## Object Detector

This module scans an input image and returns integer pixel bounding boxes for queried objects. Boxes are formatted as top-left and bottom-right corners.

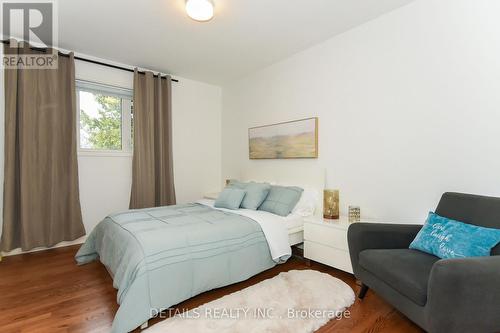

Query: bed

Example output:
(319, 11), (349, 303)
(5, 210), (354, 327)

(75, 166), (324, 333)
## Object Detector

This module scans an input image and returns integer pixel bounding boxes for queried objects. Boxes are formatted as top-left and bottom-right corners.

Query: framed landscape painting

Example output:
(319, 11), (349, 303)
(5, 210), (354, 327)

(249, 117), (318, 159)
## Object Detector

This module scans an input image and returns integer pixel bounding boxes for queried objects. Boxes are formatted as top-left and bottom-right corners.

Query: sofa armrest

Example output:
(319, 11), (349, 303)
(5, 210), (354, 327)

(347, 223), (422, 278)
(426, 256), (500, 333)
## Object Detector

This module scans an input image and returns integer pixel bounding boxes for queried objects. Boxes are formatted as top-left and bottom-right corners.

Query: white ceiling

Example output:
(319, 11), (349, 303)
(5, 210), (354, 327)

(59, 0), (414, 84)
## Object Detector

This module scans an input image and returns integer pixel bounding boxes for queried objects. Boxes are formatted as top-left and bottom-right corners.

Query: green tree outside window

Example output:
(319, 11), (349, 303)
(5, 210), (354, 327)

(80, 94), (122, 150)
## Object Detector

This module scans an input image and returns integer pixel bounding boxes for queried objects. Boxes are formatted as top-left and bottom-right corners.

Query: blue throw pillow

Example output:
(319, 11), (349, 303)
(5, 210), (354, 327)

(258, 185), (303, 217)
(228, 180), (271, 210)
(409, 212), (500, 259)
(214, 188), (246, 210)
(227, 179), (246, 189)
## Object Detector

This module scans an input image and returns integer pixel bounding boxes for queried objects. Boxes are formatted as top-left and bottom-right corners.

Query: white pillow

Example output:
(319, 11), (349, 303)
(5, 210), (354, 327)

(292, 188), (319, 217)
(244, 179), (277, 185)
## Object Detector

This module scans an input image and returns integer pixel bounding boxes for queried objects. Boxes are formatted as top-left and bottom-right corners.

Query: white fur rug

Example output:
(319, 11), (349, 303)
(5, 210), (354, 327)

(145, 269), (355, 333)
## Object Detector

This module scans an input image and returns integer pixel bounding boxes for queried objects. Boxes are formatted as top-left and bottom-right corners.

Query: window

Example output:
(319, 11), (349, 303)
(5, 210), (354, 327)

(76, 80), (133, 153)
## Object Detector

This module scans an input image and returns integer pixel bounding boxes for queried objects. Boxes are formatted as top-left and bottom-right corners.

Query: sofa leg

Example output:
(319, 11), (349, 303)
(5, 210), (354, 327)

(358, 283), (369, 299)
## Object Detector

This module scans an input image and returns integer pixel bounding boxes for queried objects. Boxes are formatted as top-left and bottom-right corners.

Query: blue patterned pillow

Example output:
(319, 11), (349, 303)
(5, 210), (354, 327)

(214, 188), (246, 210)
(409, 212), (500, 259)
(227, 179), (246, 189)
(258, 185), (303, 217)
(227, 180), (271, 210)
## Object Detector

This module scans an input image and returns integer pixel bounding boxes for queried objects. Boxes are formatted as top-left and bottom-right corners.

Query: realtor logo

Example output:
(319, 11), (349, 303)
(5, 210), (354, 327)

(1, 0), (58, 69)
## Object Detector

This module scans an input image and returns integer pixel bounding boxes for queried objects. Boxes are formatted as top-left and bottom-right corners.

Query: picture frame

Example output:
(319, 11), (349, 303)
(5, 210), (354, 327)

(248, 117), (318, 159)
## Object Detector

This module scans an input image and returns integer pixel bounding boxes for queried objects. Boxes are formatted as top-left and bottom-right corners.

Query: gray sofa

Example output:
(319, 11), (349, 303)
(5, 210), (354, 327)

(348, 192), (500, 333)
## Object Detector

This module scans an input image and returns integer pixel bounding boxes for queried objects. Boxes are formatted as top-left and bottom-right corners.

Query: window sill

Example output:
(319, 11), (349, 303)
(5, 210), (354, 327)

(77, 150), (133, 157)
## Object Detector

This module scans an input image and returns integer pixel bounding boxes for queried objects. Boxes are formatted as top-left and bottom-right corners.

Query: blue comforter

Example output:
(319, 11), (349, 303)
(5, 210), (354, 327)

(75, 203), (276, 333)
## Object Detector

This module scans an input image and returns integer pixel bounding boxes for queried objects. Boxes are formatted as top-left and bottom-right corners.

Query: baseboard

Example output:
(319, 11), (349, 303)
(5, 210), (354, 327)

(1, 236), (87, 257)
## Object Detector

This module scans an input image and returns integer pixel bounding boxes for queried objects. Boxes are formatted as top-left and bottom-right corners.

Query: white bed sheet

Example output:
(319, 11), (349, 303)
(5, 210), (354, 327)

(284, 213), (305, 231)
(197, 198), (293, 263)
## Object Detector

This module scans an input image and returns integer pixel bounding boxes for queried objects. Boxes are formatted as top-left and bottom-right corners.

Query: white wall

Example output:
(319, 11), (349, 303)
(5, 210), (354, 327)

(0, 55), (222, 254)
(221, 0), (500, 224)
(75, 61), (134, 236)
(76, 61), (222, 234)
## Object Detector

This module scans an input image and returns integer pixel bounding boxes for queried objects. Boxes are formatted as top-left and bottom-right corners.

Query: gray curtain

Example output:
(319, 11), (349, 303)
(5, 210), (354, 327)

(1, 44), (85, 252)
(129, 70), (176, 209)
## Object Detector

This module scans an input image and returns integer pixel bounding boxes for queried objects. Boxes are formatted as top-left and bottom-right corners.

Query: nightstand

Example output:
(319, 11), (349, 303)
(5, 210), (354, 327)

(303, 216), (353, 274)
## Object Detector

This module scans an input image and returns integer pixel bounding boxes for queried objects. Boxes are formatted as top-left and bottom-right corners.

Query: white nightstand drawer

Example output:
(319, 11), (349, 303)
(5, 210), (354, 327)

(304, 222), (349, 251)
(304, 241), (353, 274)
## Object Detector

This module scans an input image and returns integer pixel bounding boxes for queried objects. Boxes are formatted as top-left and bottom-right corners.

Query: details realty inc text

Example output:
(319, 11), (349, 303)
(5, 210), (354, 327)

(151, 307), (351, 320)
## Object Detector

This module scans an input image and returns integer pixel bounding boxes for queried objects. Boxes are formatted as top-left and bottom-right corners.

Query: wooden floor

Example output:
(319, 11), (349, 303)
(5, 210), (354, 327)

(0, 245), (423, 333)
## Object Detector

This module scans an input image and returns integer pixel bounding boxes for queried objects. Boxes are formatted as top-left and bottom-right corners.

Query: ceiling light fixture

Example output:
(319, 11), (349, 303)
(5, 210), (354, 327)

(185, 0), (214, 22)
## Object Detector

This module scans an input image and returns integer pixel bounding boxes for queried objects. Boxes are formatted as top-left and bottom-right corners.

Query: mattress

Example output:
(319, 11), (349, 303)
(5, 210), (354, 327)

(284, 213), (305, 231)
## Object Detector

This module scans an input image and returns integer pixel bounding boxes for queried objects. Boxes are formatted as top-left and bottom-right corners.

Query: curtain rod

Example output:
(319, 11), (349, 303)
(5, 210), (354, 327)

(1, 40), (179, 82)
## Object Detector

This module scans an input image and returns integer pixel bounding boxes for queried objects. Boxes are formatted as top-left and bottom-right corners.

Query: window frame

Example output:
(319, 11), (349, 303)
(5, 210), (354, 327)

(76, 80), (133, 156)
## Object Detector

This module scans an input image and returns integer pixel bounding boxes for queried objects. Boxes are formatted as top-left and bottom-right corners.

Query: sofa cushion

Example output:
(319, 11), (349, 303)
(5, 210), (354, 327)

(359, 249), (440, 306)
(409, 212), (500, 259)
(436, 192), (500, 255)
